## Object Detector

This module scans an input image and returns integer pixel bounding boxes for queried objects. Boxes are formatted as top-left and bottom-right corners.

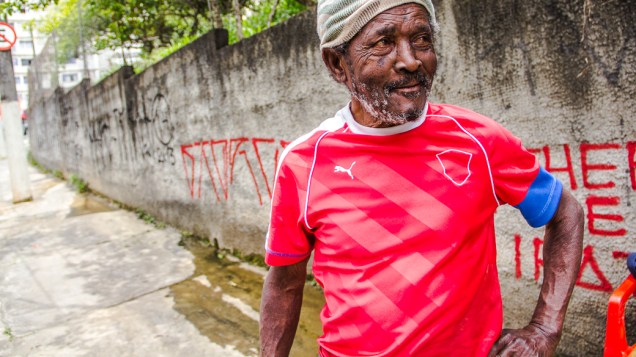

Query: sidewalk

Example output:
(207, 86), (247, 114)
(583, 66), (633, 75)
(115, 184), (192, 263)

(0, 157), (259, 357)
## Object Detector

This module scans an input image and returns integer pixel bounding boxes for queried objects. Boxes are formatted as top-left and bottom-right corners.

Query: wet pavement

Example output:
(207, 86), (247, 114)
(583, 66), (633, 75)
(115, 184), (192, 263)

(0, 153), (324, 356)
(171, 239), (324, 357)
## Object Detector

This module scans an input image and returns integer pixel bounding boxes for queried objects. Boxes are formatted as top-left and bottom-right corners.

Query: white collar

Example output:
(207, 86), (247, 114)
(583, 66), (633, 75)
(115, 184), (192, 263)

(337, 102), (428, 136)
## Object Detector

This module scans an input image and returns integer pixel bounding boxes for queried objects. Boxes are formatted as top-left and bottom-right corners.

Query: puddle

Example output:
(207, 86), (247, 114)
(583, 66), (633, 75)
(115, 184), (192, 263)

(67, 194), (116, 217)
(171, 238), (325, 356)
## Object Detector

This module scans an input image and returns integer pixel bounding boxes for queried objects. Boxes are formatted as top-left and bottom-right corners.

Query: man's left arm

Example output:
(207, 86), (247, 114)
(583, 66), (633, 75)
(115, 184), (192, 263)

(489, 189), (584, 357)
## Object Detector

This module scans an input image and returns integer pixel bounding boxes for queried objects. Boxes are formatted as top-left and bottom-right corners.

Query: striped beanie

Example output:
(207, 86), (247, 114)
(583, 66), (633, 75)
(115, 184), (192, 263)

(317, 0), (437, 49)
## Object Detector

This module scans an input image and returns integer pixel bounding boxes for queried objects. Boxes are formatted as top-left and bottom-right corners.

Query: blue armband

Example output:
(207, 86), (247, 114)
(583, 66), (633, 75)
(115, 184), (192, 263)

(515, 167), (563, 228)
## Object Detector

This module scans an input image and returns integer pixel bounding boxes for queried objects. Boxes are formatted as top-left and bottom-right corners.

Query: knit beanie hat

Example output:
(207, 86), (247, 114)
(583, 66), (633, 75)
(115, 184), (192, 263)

(317, 0), (437, 49)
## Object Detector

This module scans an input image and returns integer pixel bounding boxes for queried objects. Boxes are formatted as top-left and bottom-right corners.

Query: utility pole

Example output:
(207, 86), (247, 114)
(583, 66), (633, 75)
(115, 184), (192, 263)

(77, 0), (90, 81)
(0, 0), (33, 203)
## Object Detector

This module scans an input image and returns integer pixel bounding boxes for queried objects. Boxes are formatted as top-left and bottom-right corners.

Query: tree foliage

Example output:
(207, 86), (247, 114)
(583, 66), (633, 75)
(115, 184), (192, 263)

(37, 0), (215, 60)
(0, 0), (58, 17)
(224, 0), (308, 43)
(2, 0), (313, 70)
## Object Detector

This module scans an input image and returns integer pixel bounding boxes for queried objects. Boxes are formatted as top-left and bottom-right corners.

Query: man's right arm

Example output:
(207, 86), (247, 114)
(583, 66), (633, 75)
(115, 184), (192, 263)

(260, 257), (309, 357)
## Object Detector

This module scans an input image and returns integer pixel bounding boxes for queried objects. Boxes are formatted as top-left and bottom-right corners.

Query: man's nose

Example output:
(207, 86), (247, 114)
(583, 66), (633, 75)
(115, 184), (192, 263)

(394, 40), (421, 72)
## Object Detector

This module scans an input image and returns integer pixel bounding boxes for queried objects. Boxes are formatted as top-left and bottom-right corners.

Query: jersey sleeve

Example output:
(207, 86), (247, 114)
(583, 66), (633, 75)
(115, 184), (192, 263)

(515, 167), (563, 227)
(265, 156), (313, 266)
(488, 124), (563, 227)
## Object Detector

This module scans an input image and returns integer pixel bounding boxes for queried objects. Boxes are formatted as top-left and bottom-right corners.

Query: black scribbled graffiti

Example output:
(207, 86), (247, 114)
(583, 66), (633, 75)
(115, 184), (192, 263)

(151, 94), (176, 165)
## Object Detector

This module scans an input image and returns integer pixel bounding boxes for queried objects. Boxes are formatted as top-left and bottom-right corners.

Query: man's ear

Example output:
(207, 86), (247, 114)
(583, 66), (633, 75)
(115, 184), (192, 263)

(322, 48), (348, 84)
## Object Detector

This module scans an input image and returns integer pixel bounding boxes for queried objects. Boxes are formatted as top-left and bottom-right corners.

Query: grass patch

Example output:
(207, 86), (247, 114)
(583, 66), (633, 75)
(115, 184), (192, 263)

(27, 153), (87, 195)
(27, 152), (50, 174)
(3, 327), (13, 342)
(135, 208), (166, 229)
(69, 174), (89, 193)
(179, 230), (210, 247)
(178, 233), (268, 269)
(28, 152), (91, 196)
(104, 199), (167, 230)
(226, 248), (267, 268)
(53, 170), (65, 180)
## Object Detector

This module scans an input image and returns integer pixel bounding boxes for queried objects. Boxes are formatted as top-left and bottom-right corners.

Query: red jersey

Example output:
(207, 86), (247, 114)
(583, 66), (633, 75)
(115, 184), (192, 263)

(265, 103), (563, 356)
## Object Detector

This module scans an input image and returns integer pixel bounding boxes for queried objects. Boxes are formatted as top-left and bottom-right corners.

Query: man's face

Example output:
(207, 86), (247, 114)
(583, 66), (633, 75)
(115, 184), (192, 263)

(336, 4), (437, 127)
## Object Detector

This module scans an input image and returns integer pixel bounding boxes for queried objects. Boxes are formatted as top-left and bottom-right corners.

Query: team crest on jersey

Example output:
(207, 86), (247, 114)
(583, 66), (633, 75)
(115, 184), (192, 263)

(436, 149), (472, 186)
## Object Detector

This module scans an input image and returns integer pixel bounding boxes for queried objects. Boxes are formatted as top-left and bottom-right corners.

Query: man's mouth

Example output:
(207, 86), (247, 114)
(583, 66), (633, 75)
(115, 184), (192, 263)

(386, 75), (429, 97)
(393, 83), (422, 94)
(388, 82), (425, 99)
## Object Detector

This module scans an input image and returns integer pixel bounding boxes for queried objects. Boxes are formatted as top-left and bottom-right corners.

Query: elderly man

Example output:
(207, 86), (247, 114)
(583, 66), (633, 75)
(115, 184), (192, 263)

(260, 1), (584, 356)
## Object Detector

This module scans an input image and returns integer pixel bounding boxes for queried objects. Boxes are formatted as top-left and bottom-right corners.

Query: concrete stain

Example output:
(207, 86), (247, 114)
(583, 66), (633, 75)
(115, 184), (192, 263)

(171, 239), (325, 356)
(67, 194), (116, 218)
(31, 178), (63, 197)
(450, 0), (592, 105)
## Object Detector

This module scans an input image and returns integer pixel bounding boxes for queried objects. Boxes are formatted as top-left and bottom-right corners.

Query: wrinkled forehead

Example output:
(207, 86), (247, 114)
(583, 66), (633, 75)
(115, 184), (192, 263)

(317, 0), (437, 49)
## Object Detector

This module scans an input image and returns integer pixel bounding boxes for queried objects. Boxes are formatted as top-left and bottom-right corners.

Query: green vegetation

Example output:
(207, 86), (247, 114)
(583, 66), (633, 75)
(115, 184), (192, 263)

(2, 0), (313, 72)
(226, 248), (266, 268)
(3, 327), (14, 342)
(179, 230), (210, 247)
(27, 152), (51, 174)
(28, 152), (88, 193)
(135, 208), (166, 229)
(132, 32), (203, 74)
(178, 232), (268, 269)
(222, 0), (308, 44)
(69, 174), (89, 193)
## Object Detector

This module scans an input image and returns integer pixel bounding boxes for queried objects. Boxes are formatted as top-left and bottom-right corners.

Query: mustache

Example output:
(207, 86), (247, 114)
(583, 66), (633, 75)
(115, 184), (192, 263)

(385, 72), (431, 91)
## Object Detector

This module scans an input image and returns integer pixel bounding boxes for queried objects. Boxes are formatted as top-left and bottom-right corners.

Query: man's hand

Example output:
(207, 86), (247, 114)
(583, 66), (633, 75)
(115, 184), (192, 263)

(488, 323), (560, 357)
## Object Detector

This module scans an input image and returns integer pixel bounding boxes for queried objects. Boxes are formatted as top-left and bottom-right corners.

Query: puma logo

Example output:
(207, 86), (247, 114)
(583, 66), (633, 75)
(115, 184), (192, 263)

(334, 161), (356, 180)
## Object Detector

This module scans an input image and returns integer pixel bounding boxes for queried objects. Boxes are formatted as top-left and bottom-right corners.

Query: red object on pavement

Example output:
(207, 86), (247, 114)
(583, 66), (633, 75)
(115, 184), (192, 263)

(604, 253), (636, 357)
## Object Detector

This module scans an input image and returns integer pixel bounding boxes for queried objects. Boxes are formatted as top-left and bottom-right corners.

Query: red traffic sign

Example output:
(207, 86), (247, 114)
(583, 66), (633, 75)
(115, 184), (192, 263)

(0, 22), (17, 51)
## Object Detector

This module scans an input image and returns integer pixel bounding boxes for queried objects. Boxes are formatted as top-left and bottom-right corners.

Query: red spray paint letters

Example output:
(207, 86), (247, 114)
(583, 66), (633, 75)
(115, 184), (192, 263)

(517, 142), (634, 293)
(181, 137), (289, 206)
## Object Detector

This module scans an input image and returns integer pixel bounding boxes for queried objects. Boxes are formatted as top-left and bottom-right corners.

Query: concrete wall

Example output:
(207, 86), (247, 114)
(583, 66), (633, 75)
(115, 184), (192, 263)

(28, 1), (635, 355)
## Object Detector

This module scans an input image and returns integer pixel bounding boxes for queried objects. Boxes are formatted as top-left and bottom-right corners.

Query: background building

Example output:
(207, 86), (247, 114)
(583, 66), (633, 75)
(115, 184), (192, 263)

(7, 9), (137, 113)
(6, 10), (46, 112)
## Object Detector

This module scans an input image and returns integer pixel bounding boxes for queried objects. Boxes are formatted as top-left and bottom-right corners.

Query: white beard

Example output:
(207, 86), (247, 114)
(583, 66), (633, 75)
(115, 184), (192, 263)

(349, 79), (431, 127)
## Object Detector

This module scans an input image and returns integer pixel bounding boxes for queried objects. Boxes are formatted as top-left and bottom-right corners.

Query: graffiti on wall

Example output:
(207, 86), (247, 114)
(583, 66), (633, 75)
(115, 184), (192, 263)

(78, 92), (177, 171)
(514, 142), (635, 292)
(88, 105), (119, 170)
(149, 94), (176, 165)
(131, 93), (177, 166)
(180, 137), (290, 206)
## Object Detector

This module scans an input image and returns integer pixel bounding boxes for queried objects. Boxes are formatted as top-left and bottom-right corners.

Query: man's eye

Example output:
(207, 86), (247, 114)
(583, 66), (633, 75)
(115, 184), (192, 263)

(375, 38), (390, 47)
(413, 35), (432, 48)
